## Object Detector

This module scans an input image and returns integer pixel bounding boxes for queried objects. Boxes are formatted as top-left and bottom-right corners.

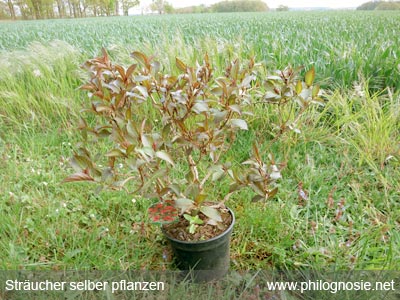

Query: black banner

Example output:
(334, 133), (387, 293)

(0, 270), (399, 299)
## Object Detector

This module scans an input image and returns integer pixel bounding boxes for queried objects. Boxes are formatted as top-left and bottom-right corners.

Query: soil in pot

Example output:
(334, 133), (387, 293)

(162, 206), (232, 242)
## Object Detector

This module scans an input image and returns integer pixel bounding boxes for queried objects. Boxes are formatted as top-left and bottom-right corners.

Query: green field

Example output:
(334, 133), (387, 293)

(0, 10), (399, 278)
(1, 11), (400, 91)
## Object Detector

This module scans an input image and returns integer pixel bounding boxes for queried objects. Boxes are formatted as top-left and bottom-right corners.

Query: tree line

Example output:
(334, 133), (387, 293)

(357, 0), (400, 10)
(150, 0), (268, 14)
(0, 0), (270, 20)
(0, 0), (140, 19)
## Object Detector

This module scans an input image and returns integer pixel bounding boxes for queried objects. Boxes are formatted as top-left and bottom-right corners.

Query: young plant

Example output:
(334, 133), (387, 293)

(64, 49), (321, 237)
(184, 214), (204, 234)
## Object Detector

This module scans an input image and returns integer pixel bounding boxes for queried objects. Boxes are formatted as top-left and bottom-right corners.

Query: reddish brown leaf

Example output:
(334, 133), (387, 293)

(176, 57), (187, 72)
(131, 51), (148, 67)
(63, 172), (94, 183)
(126, 64), (137, 80)
(80, 84), (95, 91)
(115, 65), (126, 80)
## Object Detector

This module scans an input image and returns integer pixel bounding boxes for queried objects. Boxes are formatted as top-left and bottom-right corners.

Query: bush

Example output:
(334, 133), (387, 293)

(357, 0), (400, 10)
(375, 1), (400, 10)
(175, 5), (210, 14)
(276, 5), (289, 11)
(357, 1), (379, 10)
(212, 0), (269, 13)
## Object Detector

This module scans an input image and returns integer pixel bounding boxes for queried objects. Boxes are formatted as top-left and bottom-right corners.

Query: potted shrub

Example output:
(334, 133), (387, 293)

(65, 49), (320, 281)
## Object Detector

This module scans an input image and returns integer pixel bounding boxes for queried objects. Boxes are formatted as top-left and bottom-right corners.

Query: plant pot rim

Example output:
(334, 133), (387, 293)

(161, 207), (235, 245)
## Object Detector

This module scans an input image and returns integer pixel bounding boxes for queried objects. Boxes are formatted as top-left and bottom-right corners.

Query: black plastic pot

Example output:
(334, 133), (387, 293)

(162, 208), (235, 282)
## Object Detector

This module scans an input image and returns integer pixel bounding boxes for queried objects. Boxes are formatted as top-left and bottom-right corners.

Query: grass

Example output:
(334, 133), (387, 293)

(0, 41), (84, 130)
(0, 10), (399, 299)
